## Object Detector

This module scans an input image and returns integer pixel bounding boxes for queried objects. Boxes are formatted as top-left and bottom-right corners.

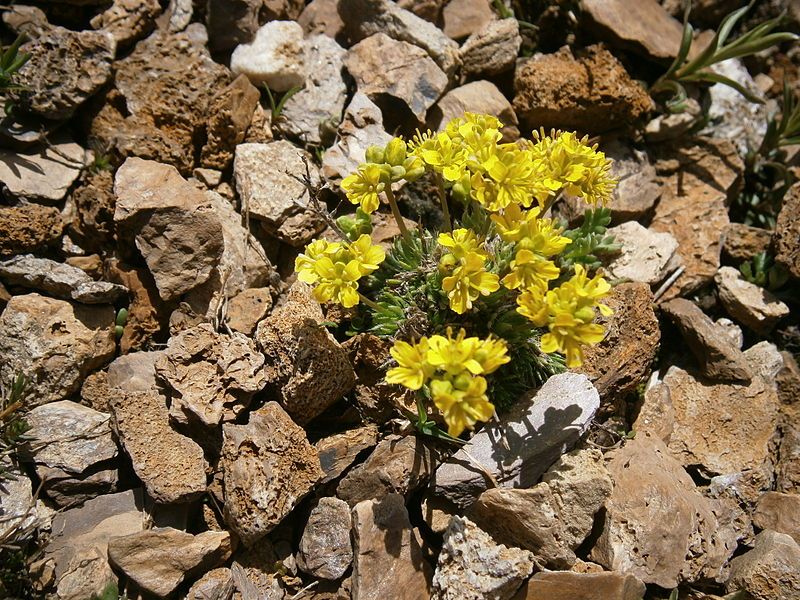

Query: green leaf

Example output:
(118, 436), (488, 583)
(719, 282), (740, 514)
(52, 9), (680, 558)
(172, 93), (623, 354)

(684, 71), (765, 104)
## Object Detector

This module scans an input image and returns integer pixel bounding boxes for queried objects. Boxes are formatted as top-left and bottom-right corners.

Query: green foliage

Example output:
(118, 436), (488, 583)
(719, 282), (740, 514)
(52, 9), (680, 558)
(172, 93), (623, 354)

(739, 252), (789, 291)
(337, 208), (373, 241)
(263, 84), (303, 121)
(0, 547), (35, 599)
(559, 208), (620, 272)
(0, 35), (30, 96)
(91, 582), (122, 600)
(1, 374), (30, 480)
(651, 1), (797, 110)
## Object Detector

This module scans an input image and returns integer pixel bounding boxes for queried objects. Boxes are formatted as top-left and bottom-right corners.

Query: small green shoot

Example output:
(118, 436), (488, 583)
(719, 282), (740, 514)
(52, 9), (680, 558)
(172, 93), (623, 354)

(0, 35), (30, 96)
(739, 252), (788, 291)
(263, 84), (303, 122)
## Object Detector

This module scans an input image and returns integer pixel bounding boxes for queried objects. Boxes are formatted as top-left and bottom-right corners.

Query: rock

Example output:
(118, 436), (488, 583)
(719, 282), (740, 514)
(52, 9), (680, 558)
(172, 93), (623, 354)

(513, 45), (652, 133)
(69, 170), (115, 254)
(337, 435), (438, 507)
(90, 0), (161, 47)
(0, 466), (40, 544)
(108, 528), (233, 598)
(344, 33), (448, 123)
(298, 0), (345, 40)
(725, 530), (800, 600)
(316, 425), (380, 484)
(459, 18), (521, 78)
(774, 181), (800, 279)
(577, 282), (660, 408)
(351, 494), (432, 599)
(604, 222), (680, 285)
(231, 21), (306, 91)
(0, 255), (126, 305)
(753, 492), (800, 544)
(206, 0), (260, 52)
(200, 74), (261, 170)
(222, 402), (322, 546)
(428, 81), (519, 141)
(590, 434), (735, 587)
(89, 29), (230, 174)
(322, 92), (393, 181)
(114, 157), (224, 301)
(432, 515), (533, 600)
(107, 351), (209, 504)
(226, 288), (274, 335)
(512, 571), (647, 600)
(0, 138), (85, 203)
(186, 568), (233, 600)
(607, 140), (662, 222)
(277, 34), (348, 145)
(297, 497), (353, 580)
(580, 0), (685, 62)
(339, 0), (460, 76)
(434, 373), (600, 508)
(0, 294), (115, 405)
(0, 203), (63, 256)
(723, 222), (773, 264)
(715, 266), (790, 334)
(442, 0), (495, 40)
(1, 5), (48, 37)
(233, 141), (325, 246)
(662, 298), (753, 382)
(743, 341), (785, 383)
(470, 449), (612, 568)
(106, 260), (166, 353)
(12, 26), (115, 120)
(155, 323), (266, 428)
(255, 281), (355, 423)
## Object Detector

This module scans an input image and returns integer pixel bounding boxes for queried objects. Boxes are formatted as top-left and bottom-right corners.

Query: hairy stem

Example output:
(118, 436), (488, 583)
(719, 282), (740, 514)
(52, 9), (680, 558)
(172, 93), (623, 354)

(358, 292), (381, 311)
(434, 173), (452, 232)
(384, 186), (410, 239)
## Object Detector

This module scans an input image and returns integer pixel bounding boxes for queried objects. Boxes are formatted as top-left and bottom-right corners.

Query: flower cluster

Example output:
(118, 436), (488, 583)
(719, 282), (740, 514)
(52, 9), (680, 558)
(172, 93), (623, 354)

(437, 229), (499, 314)
(386, 328), (510, 436)
(295, 235), (385, 308)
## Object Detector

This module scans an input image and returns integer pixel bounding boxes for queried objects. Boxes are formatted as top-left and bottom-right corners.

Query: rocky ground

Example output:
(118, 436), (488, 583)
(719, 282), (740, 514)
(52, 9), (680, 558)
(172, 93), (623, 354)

(0, 0), (800, 599)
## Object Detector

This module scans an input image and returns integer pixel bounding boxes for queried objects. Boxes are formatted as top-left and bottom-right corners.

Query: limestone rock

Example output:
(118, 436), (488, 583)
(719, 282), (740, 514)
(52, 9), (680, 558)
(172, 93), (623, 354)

(186, 568), (233, 600)
(222, 402), (322, 546)
(428, 81), (519, 141)
(114, 157), (224, 301)
(255, 281), (355, 424)
(753, 492), (800, 544)
(0, 294), (115, 405)
(459, 18), (521, 78)
(605, 140), (662, 222)
(442, 0), (494, 40)
(351, 494), (432, 599)
(774, 181), (800, 280)
(231, 21), (306, 91)
(0, 466), (41, 544)
(512, 571), (646, 600)
(108, 528), (233, 598)
(90, 0), (161, 47)
(723, 222), (773, 264)
(13, 26), (115, 120)
(106, 260), (166, 353)
(716, 266), (789, 334)
(434, 373), (600, 508)
(662, 298), (753, 382)
(225, 288), (274, 335)
(0, 138), (85, 203)
(345, 33), (448, 123)
(298, 0), (345, 40)
(725, 530), (800, 600)
(513, 44), (652, 133)
(316, 425), (379, 484)
(605, 221), (679, 285)
(155, 323), (266, 427)
(431, 515), (533, 600)
(0, 204), (62, 256)
(200, 74), (261, 170)
(297, 497), (353, 580)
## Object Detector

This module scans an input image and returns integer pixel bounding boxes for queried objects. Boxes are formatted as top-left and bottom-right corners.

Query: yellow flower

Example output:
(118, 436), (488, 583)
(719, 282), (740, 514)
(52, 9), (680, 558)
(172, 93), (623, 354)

(473, 336), (510, 374)
(438, 228), (486, 262)
(470, 144), (539, 211)
(491, 204), (572, 256)
(516, 286), (550, 327)
(540, 312), (606, 368)
(295, 239), (344, 284)
(348, 234), (386, 276)
(311, 257), (362, 308)
(386, 337), (433, 390)
(409, 130), (468, 182)
(441, 252), (500, 314)
(341, 163), (385, 214)
(427, 328), (483, 375)
(502, 249), (560, 291)
(430, 374), (494, 437)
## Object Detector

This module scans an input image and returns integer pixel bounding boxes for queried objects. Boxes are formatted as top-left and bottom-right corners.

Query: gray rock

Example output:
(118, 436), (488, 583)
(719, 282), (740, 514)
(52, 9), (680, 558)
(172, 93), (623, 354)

(605, 222), (680, 285)
(316, 425), (380, 484)
(725, 530), (800, 600)
(0, 465), (41, 543)
(431, 515), (533, 600)
(0, 294), (116, 405)
(459, 18), (520, 78)
(0, 138), (85, 203)
(278, 34), (348, 145)
(186, 568), (233, 600)
(434, 373), (600, 508)
(231, 21), (306, 91)
(716, 266), (790, 334)
(0, 255), (127, 304)
(344, 33), (448, 123)
(297, 497), (353, 580)
(90, 0), (161, 48)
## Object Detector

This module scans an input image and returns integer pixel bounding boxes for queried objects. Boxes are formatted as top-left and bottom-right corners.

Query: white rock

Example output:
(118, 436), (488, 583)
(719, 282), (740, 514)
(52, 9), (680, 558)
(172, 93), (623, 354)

(0, 138), (85, 202)
(605, 221), (680, 285)
(716, 266), (790, 334)
(231, 20), (306, 91)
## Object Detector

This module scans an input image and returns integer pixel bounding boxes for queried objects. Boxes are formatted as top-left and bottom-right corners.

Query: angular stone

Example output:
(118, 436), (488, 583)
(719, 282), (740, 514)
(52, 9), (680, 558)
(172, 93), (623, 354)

(351, 494), (432, 599)
(716, 266), (790, 334)
(297, 497), (353, 580)
(604, 140), (661, 222)
(459, 18), (521, 78)
(434, 373), (600, 508)
(428, 81), (519, 141)
(316, 425), (379, 484)
(0, 465), (40, 544)
(774, 181), (800, 280)
(753, 492), (800, 544)
(90, 0), (161, 48)
(69, 170), (115, 255)
(432, 515), (533, 600)
(186, 567), (233, 600)
(36, 464), (119, 509)
(723, 222), (773, 264)
(255, 281), (355, 424)
(345, 33), (448, 123)
(155, 323), (266, 427)
(298, 0), (345, 39)
(231, 21), (306, 91)
(0, 138), (85, 203)
(0, 294), (115, 405)
(106, 260), (166, 353)
(605, 221), (679, 285)
(442, 0), (494, 40)
(513, 45), (652, 133)
(108, 528), (233, 598)
(725, 530), (800, 600)
(200, 74), (261, 170)
(114, 157), (224, 301)
(206, 0), (260, 52)
(222, 402), (322, 546)
(225, 287), (274, 335)
(0, 204), (62, 257)
(512, 571), (646, 600)
(662, 298), (753, 382)
(591, 434), (735, 587)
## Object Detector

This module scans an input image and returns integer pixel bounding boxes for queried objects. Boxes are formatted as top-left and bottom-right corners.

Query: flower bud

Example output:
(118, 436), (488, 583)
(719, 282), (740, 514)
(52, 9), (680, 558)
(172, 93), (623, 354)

(389, 165), (406, 181)
(365, 145), (385, 164)
(384, 137), (407, 166)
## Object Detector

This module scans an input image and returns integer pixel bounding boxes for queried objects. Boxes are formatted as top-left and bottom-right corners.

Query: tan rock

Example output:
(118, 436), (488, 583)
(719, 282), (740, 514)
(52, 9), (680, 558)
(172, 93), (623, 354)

(106, 260), (167, 353)
(298, 0), (345, 39)
(70, 169), (115, 255)
(716, 266), (790, 334)
(605, 221), (679, 284)
(0, 203), (62, 257)
(459, 18), (521, 78)
(428, 80), (519, 141)
(725, 530), (800, 600)
(225, 287), (274, 335)
(230, 21), (306, 91)
(0, 137), (85, 203)
(513, 571), (646, 600)
(186, 567), (233, 600)
(753, 492), (800, 544)
(316, 425), (379, 484)
(443, 0), (494, 39)
(774, 181), (800, 279)
(297, 497), (353, 580)
(723, 222), (772, 264)
(200, 74), (260, 170)
(90, 0), (161, 47)
(222, 402), (322, 546)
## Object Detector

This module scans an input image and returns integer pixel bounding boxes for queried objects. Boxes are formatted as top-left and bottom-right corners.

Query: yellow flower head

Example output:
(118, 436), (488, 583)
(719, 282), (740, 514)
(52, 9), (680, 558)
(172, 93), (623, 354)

(430, 374), (494, 437)
(501, 248), (560, 292)
(409, 130), (468, 182)
(540, 312), (605, 368)
(341, 163), (386, 214)
(438, 228), (486, 263)
(516, 285), (550, 327)
(427, 328), (482, 375)
(349, 234), (386, 276)
(470, 144), (539, 211)
(311, 257), (362, 308)
(295, 239), (345, 284)
(386, 337), (433, 391)
(559, 264), (613, 317)
(441, 252), (500, 314)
